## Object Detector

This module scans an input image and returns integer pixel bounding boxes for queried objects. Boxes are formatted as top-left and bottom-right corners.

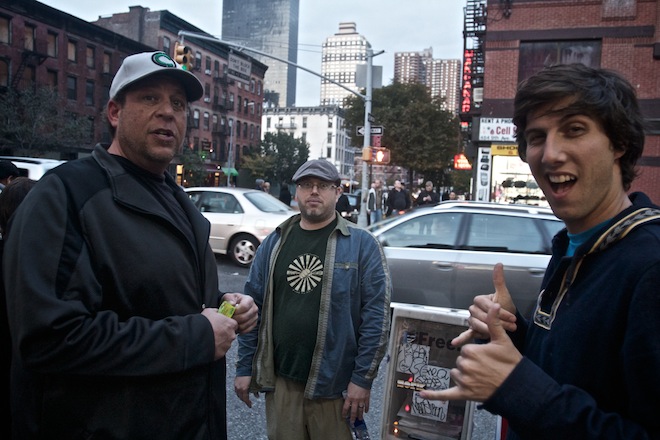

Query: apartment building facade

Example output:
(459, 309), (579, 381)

(0, 0), (152, 157)
(461, 0), (659, 203)
(320, 22), (370, 108)
(394, 48), (461, 114)
(93, 6), (268, 186)
(262, 105), (354, 178)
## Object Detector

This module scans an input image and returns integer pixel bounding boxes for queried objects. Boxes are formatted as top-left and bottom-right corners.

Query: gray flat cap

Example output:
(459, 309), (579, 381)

(292, 159), (341, 185)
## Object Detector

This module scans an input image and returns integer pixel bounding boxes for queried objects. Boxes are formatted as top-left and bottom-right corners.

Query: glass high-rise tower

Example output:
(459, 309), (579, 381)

(222, 0), (299, 107)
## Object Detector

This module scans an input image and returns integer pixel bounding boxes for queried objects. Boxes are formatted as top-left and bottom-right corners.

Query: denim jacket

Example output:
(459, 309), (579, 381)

(236, 213), (391, 399)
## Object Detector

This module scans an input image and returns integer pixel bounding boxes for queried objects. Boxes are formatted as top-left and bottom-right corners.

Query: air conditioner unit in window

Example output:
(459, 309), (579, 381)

(205, 69), (211, 75)
(203, 97), (211, 103)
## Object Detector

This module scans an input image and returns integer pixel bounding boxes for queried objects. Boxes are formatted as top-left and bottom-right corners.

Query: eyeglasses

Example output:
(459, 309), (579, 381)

(296, 182), (337, 192)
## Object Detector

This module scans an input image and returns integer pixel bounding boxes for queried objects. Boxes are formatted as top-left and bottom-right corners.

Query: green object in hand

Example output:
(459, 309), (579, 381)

(218, 301), (235, 318)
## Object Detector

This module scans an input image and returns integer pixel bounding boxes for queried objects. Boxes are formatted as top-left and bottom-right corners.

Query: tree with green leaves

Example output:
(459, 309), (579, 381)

(0, 86), (92, 153)
(241, 131), (310, 185)
(344, 82), (460, 184)
(179, 148), (206, 187)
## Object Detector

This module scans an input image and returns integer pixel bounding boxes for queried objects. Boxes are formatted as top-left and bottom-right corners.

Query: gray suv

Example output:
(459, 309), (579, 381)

(368, 201), (564, 317)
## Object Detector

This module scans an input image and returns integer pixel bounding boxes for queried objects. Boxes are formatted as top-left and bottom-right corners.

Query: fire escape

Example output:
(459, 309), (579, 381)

(11, 50), (48, 89)
(460, 0), (487, 159)
(211, 70), (234, 163)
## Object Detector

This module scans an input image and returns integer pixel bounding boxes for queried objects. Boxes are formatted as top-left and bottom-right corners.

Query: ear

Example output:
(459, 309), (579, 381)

(107, 100), (121, 129)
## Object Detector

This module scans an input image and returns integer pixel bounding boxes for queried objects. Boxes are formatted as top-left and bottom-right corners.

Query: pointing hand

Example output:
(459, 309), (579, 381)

(419, 303), (522, 402)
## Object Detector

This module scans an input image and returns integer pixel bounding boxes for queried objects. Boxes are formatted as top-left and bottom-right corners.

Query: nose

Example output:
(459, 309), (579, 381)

(156, 100), (178, 118)
(541, 130), (566, 165)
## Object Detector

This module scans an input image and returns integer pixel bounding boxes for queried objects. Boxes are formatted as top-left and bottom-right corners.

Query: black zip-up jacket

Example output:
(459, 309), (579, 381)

(483, 192), (660, 439)
(4, 145), (227, 439)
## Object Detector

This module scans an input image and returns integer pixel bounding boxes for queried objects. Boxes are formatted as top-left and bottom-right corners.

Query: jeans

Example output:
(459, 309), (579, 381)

(370, 209), (382, 225)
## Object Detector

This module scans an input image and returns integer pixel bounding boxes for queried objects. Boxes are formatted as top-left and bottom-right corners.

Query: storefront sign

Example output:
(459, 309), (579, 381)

(478, 118), (516, 142)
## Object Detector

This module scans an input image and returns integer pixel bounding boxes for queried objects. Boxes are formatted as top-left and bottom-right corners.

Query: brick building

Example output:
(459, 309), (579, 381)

(461, 0), (659, 203)
(0, 0), (151, 158)
(0, 1), (267, 186)
(93, 6), (268, 186)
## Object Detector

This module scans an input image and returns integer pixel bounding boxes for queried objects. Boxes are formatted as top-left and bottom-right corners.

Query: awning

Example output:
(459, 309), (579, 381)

(221, 167), (238, 176)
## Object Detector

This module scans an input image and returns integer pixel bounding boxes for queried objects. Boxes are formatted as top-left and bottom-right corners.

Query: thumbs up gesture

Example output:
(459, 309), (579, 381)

(419, 263), (523, 403)
(452, 263), (518, 346)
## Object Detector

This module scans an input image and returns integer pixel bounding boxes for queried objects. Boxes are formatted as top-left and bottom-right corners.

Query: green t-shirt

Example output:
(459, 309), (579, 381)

(272, 218), (337, 382)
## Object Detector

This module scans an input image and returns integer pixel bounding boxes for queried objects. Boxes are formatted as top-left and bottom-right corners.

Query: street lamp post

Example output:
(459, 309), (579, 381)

(177, 32), (382, 224)
(356, 47), (383, 228)
(227, 120), (233, 186)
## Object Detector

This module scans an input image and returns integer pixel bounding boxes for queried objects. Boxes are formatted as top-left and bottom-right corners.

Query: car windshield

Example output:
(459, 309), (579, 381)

(245, 191), (294, 213)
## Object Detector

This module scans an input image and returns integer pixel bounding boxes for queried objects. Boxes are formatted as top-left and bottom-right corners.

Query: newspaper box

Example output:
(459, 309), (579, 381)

(380, 303), (476, 440)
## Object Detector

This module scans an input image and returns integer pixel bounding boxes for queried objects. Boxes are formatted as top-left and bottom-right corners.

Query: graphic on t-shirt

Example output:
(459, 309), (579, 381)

(287, 253), (323, 294)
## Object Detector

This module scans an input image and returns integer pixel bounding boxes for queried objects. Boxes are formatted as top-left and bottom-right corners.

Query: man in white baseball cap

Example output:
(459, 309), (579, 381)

(109, 50), (203, 101)
(3, 50), (258, 439)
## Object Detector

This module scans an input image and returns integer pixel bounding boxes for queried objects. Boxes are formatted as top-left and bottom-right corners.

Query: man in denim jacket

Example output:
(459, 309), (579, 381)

(235, 159), (391, 440)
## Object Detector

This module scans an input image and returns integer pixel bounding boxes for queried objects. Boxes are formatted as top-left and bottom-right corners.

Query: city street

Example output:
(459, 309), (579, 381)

(216, 255), (499, 440)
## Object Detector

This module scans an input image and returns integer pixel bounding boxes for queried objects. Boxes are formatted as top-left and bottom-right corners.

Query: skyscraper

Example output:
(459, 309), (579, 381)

(394, 48), (461, 114)
(222, 0), (299, 107)
(320, 22), (370, 108)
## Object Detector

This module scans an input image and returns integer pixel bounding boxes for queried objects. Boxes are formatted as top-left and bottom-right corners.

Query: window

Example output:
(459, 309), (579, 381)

(67, 76), (77, 100)
(0, 59), (8, 87)
(47, 32), (57, 57)
(24, 24), (35, 51)
(85, 80), (94, 105)
(203, 112), (210, 131)
(327, 132), (333, 143)
(47, 70), (57, 90)
(302, 117), (307, 128)
(86, 46), (95, 69)
(162, 36), (171, 55)
(250, 101), (255, 115)
(257, 80), (262, 95)
(266, 117), (271, 129)
(328, 118), (333, 128)
(212, 114), (218, 131)
(195, 51), (202, 70)
(67, 40), (77, 62)
(192, 109), (200, 128)
(249, 124), (254, 140)
(0, 16), (10, 44)
(380, 213), (464, 248)
(103, 52), (111, 73)
(466, 214), (547, 254)
(205, 56), (211, 73)
(518, 40), (601, 82)
(243, 122), (248, 137)
(198, 192), (242, 214)
(250, 79), (255, 93)
(21, 65), (35, 89)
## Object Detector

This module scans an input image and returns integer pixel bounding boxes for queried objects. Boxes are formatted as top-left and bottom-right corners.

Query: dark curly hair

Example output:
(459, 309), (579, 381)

(513, 64), (645, 190)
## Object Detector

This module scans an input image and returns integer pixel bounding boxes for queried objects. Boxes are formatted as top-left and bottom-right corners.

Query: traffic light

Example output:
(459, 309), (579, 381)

(372, 147), (391, 164)
(174, 41), (194, 71)
(361, 146), (373, 162)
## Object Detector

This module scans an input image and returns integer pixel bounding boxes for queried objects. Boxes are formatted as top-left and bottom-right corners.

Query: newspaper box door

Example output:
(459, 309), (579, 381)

(380, 303), (476, 440)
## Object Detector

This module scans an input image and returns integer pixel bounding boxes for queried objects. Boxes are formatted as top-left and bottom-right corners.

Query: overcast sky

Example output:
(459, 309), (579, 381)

(47, 0), (466, 106)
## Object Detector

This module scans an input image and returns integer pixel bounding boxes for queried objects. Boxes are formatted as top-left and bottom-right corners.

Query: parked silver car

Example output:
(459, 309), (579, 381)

(368, 201), (565, 317)
(185, 187), (296, 267)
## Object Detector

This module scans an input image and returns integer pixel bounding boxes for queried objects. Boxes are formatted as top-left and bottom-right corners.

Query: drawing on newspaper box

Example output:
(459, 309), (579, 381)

(386, 317), (468, 439)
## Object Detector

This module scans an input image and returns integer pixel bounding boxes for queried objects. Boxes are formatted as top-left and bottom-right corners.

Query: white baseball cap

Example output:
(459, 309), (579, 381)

(109, 51), (204, 102)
